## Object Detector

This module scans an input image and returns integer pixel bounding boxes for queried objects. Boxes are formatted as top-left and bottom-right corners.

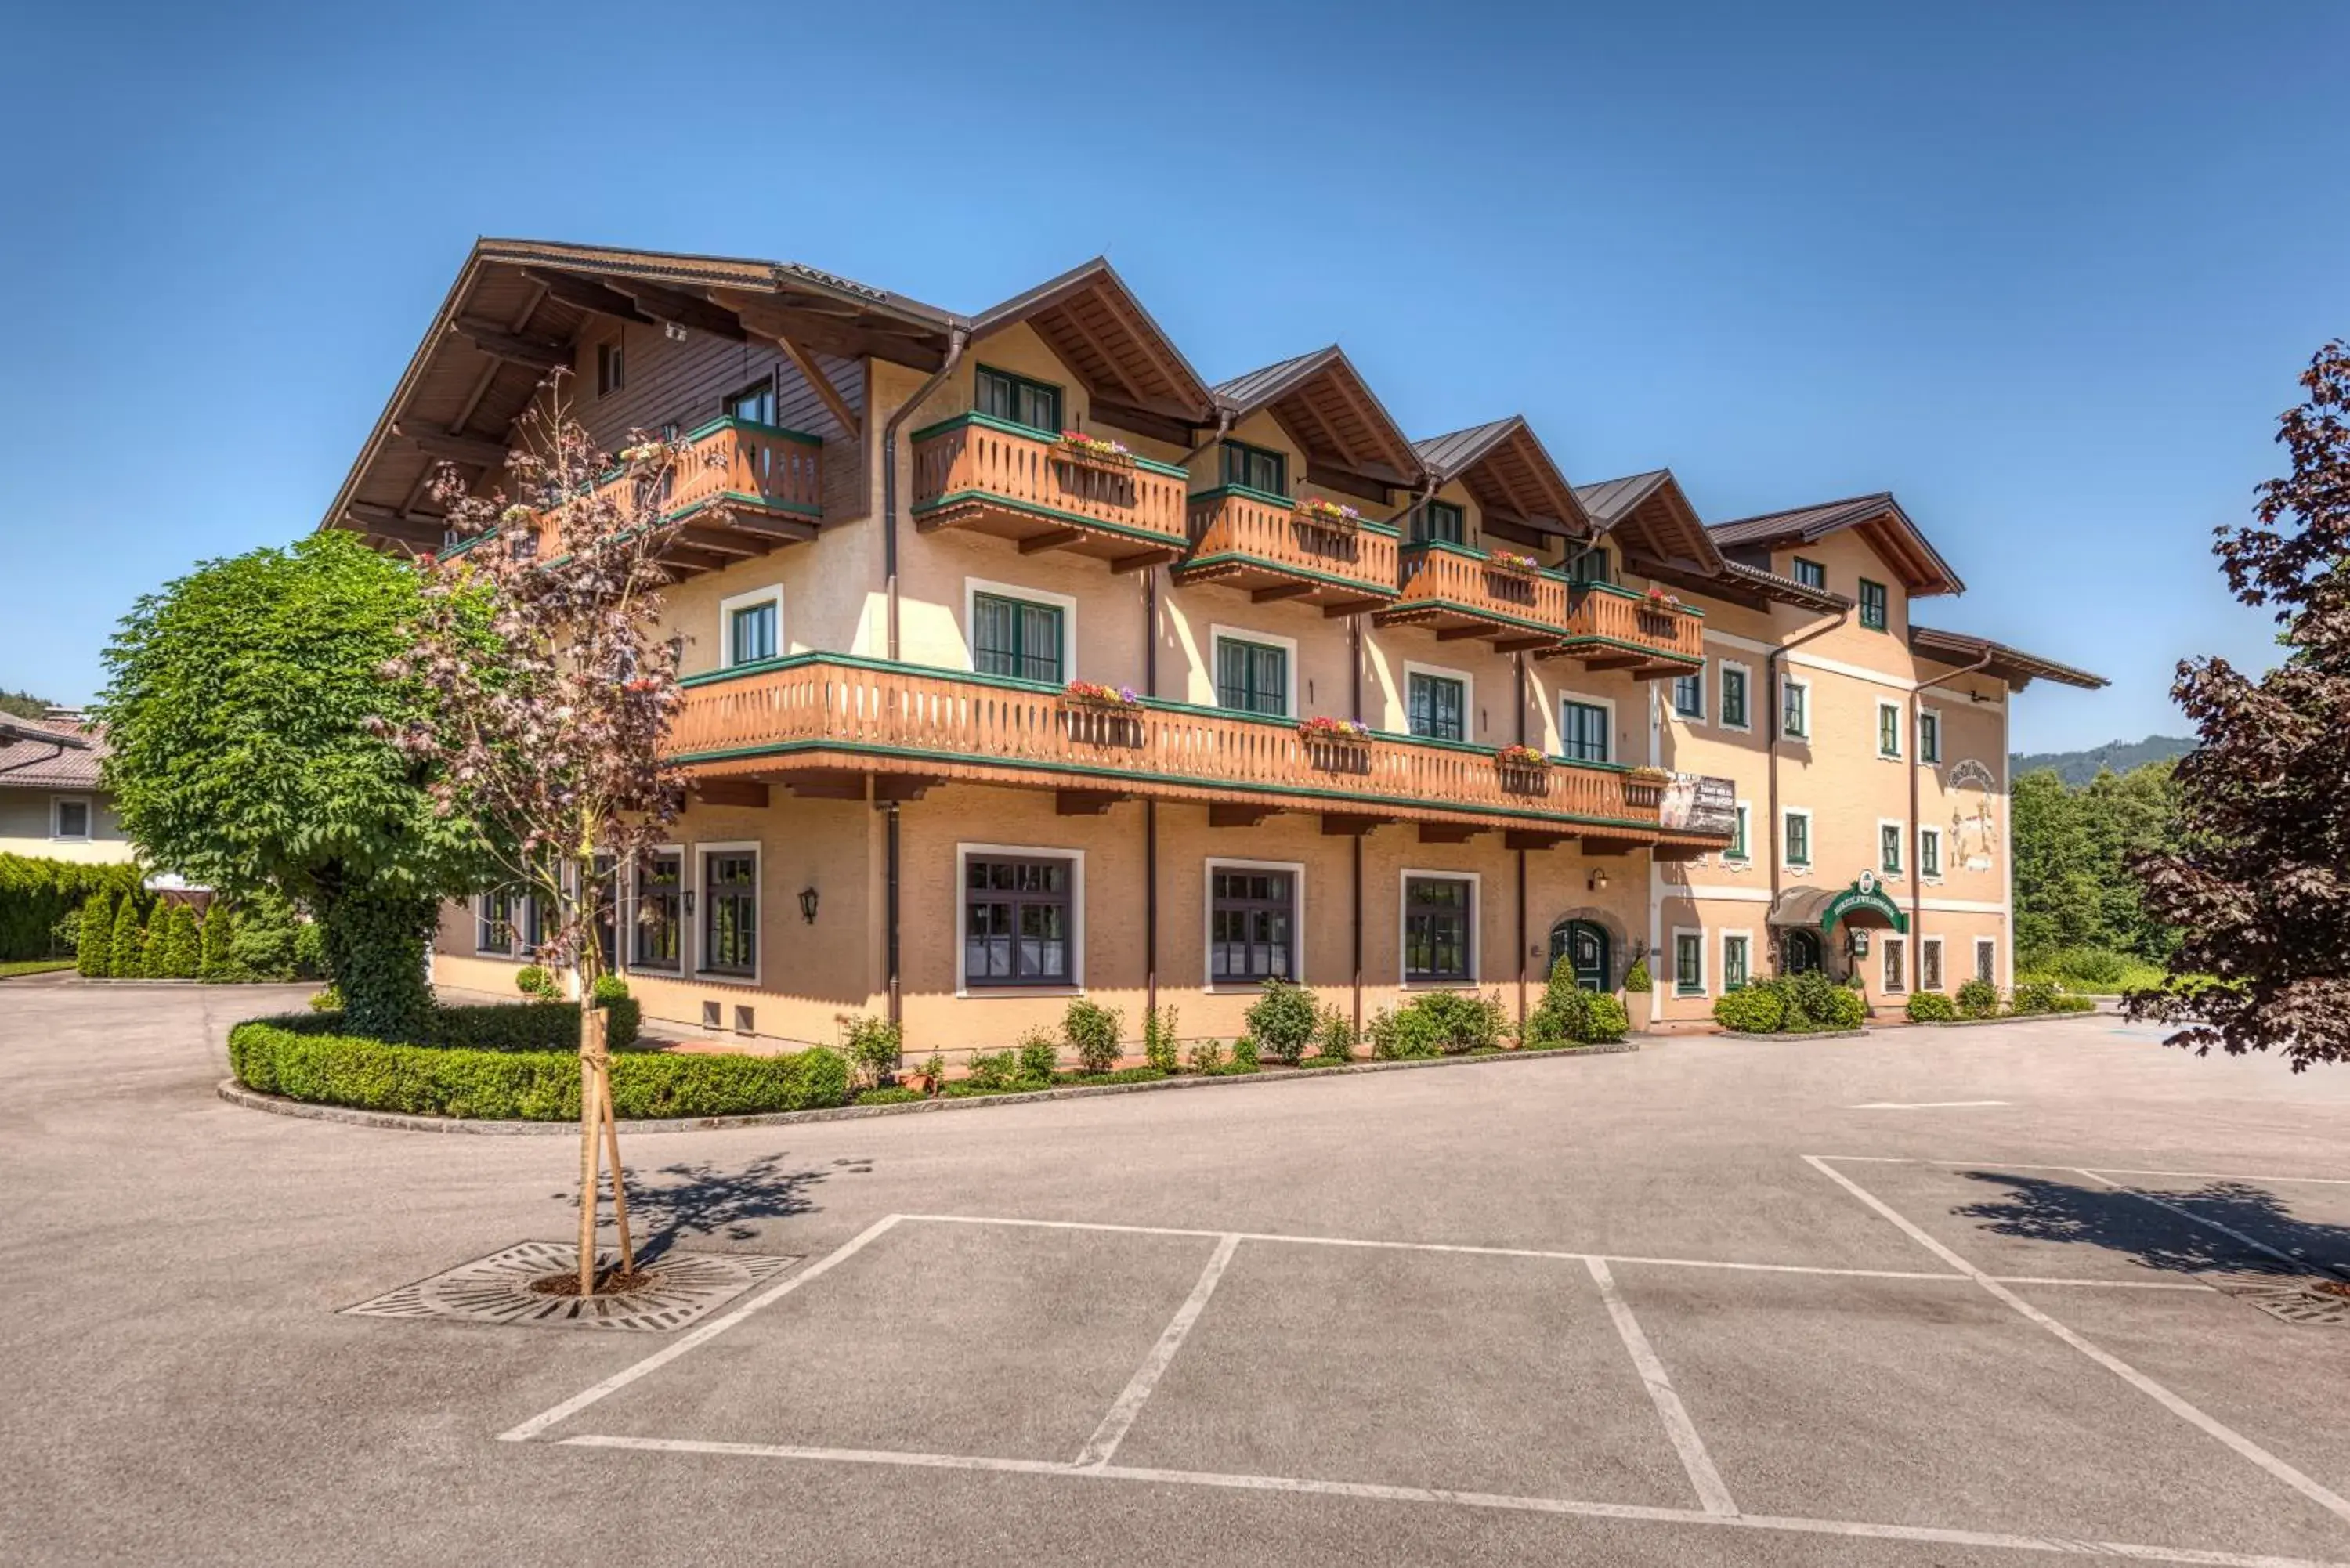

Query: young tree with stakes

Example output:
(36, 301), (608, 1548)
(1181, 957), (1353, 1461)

(388, 391), (710, 1296)
(2127, 340), (2350, 1067)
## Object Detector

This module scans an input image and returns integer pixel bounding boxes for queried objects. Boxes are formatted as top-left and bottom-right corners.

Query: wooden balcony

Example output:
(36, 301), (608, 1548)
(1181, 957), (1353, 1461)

(909, 413), (1190, 571)
(1372, 541), (1568, 652)
(504, 417), (822, 580)
(1173, 486), (1400, 613)
(1539, 583), (1707, 679)
(670, 654), (1734, 848)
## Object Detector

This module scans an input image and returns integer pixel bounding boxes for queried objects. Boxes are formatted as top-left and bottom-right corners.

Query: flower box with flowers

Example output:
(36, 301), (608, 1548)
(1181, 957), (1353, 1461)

(1054, 430), (1134, 471)
(1485, 551), (1543, 580)
(1291, 496), (1362, 535)
(1494, 744), (1550, 770)
(1297, 715), (1373, 774)
(1061, 680), (1139, 710)
(1492, 743), (1552, 795)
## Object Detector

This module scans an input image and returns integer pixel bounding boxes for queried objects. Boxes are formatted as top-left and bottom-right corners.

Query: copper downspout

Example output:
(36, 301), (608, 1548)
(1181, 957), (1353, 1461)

(1907, 645), (1997, 989)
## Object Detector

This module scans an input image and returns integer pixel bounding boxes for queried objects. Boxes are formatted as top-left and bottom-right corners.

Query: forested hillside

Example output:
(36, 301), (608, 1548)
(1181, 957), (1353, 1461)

(2010, 734), (2191, 786)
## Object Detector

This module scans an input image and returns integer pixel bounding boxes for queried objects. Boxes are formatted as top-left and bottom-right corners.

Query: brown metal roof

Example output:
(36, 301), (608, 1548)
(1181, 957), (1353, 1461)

(1572, 471), (1720, 574)
(1708, 493), (1966, 597)
(1909, 625), (2108, 691)
(1213, 347), (1424, 495)
(0, 716), (106, 789)
(971, 258), (1214, 428)
(1413, 417), (1593, 539)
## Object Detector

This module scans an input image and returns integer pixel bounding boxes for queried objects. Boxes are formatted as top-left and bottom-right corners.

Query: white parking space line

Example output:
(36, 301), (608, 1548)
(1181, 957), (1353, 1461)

(1806, 1157), (2350, 1530)
(496, 1213), (906, 1444)
(1075, 1232), (1242, 1469)
(1913, 1161), (2350, 1187)
(559, 1433), (2350, 1568)
(1988, 1276), (2217, 1292)
(2072, 1169), (2350, 1282)
(1585, 1257), (1737, 1516)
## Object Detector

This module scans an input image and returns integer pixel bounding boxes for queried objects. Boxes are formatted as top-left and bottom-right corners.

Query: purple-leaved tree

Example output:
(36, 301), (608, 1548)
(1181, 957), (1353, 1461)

(387, 387), (712, 1295)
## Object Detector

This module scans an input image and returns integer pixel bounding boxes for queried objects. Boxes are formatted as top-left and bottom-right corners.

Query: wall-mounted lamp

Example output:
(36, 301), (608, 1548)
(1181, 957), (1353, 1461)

(683, 889), (696, 917)
(1587, 869), (1609, 892)
(798, 885), (819, 924)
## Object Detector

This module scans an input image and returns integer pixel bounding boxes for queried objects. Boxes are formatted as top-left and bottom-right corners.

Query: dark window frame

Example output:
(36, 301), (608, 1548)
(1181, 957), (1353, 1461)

(1881, 822), (1904, 876)
(1723, 934), (1750, 992)
(1791, 556), (1827, 591)
(1920, 827), (1942, 880)
(971, 591), (1065, 685)
(1859, 578), (1889, 632)
(725, 377), (777, 427)
(1918, 708), (1941, 764)
(1219, 439), (1287, 495)
(700, 849), (759, 979)
(963, 852), (1078, 989)
(632, 849), (684, 974)
(1784, 811), (1812, 867)
(1402, 873), (1475, 985)
(1566, 546), (1614, 586)
(1416, 500), (1466, 546)
(728, 598), (779, 667)
(1209, 865), (1298, 985)
(1720, 665), (1748, 728)
(1882, 936), (1907, 992)
(1672, 671), (1704, 719)
(596, 340), (624, 397)
(1407, 671), (1466, 742)
(1560, 699), (1611, 764)
(975, 364), (1063, 435)
(1215, 635), (1290, 717)
(1674, 931), (1705, 996)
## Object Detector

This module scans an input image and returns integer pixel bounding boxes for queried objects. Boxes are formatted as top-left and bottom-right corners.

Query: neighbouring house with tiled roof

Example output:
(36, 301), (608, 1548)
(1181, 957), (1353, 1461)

(0, 712), (134, 864)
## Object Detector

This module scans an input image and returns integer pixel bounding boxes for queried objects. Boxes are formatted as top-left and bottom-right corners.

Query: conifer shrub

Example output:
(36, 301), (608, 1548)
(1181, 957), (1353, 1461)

(109, 897), (146, 977)
(78, 890), (114, 977)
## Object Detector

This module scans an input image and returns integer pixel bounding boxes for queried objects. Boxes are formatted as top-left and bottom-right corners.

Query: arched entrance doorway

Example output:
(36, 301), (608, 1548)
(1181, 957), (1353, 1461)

(1548, 918), (1612, 992)
(1782, 928), (1823, 974)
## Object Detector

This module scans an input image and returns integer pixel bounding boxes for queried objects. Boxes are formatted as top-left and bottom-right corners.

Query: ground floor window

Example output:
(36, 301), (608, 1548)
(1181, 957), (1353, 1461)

(964, 851), (1076, 988)
(701, 848), (759, 978)
(476, 889), (539, 958)
(633, 848), (683, 973)
(1209, 864), (1297, 984)
(1402, 873), (1473, 983)
(1881, 936), (1907, 992)
(1723, 933), (1750, 992)
(1674, 929), (1705, 995)
(51, 795), (92, 841)
(1975, 937), (1997, 984)
(1922, 937), (1943, 991)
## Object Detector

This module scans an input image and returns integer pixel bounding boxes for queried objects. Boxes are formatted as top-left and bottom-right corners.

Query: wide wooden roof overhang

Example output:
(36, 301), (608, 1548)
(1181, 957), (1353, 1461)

(1212, 347), (1426, 506)
(1910, 626), (2109, 692)
(319, 239), (960, 551)
(1574, 470), (1851, 614)
(1707, 493), (1968, 598)
(1413, 417), (1593, 547)
(970, 258), (1217, 442)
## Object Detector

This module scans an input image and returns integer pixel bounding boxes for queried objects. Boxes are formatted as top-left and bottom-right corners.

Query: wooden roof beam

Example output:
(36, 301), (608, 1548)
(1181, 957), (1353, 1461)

(767, 330), (860, 440)
(1045, 305), (1144, 404)
(452, 318), (569, 372)
(394, 421), (512, 469)
(605, 280), (748, 342)
(519, 268), (660, 327)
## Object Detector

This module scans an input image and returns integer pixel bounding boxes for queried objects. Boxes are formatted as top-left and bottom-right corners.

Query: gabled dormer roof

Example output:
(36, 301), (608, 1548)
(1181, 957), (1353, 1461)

(1213, 346), (1424, 497)
(1708, 492), (1966, 597)
(1577, 471), (1851, 613)
(1413, 417), (1593, 540)
(971, 258), (1216, 433)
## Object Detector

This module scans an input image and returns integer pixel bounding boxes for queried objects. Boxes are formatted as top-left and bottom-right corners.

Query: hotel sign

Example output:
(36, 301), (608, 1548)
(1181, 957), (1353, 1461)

(1661, 773), (1737, 836)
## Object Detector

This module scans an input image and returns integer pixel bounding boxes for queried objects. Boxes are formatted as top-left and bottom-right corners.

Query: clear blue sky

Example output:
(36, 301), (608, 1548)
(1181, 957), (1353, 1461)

(5, 1), (2342, 754)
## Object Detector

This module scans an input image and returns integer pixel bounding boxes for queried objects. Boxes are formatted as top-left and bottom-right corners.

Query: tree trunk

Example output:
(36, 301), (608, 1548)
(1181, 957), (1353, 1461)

(320, 886), (439, 1040)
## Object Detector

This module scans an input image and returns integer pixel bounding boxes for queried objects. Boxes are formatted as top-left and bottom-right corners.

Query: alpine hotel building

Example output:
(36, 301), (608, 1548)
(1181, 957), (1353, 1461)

(324, 242), (2105, 1052)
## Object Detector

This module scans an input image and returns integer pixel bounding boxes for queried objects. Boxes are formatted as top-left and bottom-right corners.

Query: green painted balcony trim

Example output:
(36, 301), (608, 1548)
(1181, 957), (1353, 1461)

(1384, 595), (1567, 641)
(1187, 484), (1403, 537)
(1553, 633), (1705, 667)
(682, 414), (825, 448)
(1578, 578), (1708, 619)
(906, 410), (1190, 479)
(1174, 551), (1400, 601)
(909, 488), (1185, 547)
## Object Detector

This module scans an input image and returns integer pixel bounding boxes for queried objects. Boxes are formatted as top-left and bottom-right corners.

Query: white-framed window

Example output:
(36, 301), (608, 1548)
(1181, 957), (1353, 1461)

(1922, 936), (1944, 991)
(1917, 706), (1943, 765)
(1878, 818), (1906, 879)
(1974, 937), (1998, 984)
(629, 844), (685, 974)
(1671, 666), (1705, 723)
(959, 843), (1084, 995)
(50, 795), (92, 842)
(1882, 936), (1908, 993)
(1672, 926), (1706, 997)
(965, 577), (1076, 685)
(1721, 930), (1752, 992)
(718, 586), (783, 670)
(1718, 660), (1753, 732)
(475, 889), (538, 959)
(1876, 698), (1904, 760)
(1205, 858), (1303, 989)
(696, 841), (762, 985)
(1211, 624), (1298, 718)
(1725, 801), (1753, 863)
(1919, 826), (1943, 882)
(1781, 674), (1811, 741)
(1403, 660), (1474, 742)
(1558, 692), (1615, 764)
(1400, 868), (1478, 987)
(1782, 807), (1813, 869)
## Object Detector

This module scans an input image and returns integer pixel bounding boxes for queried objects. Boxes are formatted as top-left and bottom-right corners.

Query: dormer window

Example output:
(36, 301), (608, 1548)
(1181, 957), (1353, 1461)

(976, 366), (1061, 435)
(1220, 440), (1286, 496)
(1791, 556), (1827, 591)
(1859, 578), (1889, 632)
(726, 379), (776, 426)
(1416, 500), (1466, 546)
(1567, 546), (1613, 586)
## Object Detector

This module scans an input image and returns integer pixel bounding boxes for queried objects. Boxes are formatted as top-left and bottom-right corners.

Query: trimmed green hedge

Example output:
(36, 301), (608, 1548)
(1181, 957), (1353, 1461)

(2, 854), (148, 961)
(264, 999), (642, 1053)
(229, 1018), (846, 1120)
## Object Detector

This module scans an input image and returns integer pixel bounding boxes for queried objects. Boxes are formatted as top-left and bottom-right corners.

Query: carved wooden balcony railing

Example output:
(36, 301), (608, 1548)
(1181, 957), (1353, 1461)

(1173, 486), (1400, 613)
(1539, 582), (1708, 678)
(1372, 541), (1570, 652)
(670, 654), (1735, 848)
(909, 413), (1190, 570)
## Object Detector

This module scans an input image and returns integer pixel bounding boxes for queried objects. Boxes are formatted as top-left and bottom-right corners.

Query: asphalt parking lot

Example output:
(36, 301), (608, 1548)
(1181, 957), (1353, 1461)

(5, 978), (2350, 1566)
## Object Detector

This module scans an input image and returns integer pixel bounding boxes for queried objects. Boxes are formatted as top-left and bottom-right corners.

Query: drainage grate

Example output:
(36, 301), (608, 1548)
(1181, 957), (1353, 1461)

(342, 1241), (800, 1331)
(2207, 1271), (2350, 1328)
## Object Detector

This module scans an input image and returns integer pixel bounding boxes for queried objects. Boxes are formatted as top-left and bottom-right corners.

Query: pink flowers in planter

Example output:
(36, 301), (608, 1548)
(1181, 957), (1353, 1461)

(1488, 551), (1542, 576)
(1293, 496), (1362, 531)
(1297, 715), (1372, 742)
(1062, 679), (1139, 708)
(1056, 430), (1133, 466)
(1644, 586), (1685, 612)
(1494, 743), (1549, 768)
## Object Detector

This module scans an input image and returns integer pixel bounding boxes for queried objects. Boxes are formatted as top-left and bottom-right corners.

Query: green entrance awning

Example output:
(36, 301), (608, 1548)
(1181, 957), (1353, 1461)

(1767, 876), (1908, 935)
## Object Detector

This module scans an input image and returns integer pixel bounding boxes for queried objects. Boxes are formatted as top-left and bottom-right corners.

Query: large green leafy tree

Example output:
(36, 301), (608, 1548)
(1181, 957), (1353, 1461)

(2128, 340), (2350, 1067)
(96, 532), (488, 1038)
(2012, 762), (2178, 960)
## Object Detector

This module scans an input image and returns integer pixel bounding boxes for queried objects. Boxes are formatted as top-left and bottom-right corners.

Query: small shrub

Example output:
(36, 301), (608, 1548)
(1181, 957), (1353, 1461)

(966, 1050), (1021, 1091)
(1713, 986), (1786, 1034)
(1246, 980), (1318, 1065)
(1781, 970), (1849, 1031)
(1186, 1038), (1225, 1075)
(1524, 956), (1630, 1046)
(1954, 977), (2000, 1019)
(1905, 991), (1957, 1023)
(1419, 990), (1506, 1053)
(291, 919), (327, 980)
(514, 965), (560, 1001)
(2050, 992), (2097, 1013)
(140, 915), (171, 977)
(230, 896), (300, 981)
(308, 985), (342, 1012)
(1311, 1005), (1356, 1062)
(841, 1013), (903, 1089)
(108, 898), (144, 978)
(1063, 997), (1123, 1075)
(591, 974), (629, 1007)
(1582, 992), (1629, 1042)
(1821, 983), (1866, 1031)
(198, 904), (236, 981)
(76, 891), (112, 978)
(857, 1086), (926, 1105)
(1622, 957), (1653, 993)
(1017, 1026), (1060, 1082)
(49, 907), (81, 959)
(1142, 1005), (1181, 1073)
(2010, 979), (2060, 1016)
(1367, 1005), (1438, 1060)
(1230, 1034), (1260, 1071)
(918, 1051), (946, 1092)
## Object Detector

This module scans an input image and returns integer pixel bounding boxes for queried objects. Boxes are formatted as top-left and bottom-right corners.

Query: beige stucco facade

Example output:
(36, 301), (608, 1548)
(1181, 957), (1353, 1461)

(0, 786), (132, 865)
